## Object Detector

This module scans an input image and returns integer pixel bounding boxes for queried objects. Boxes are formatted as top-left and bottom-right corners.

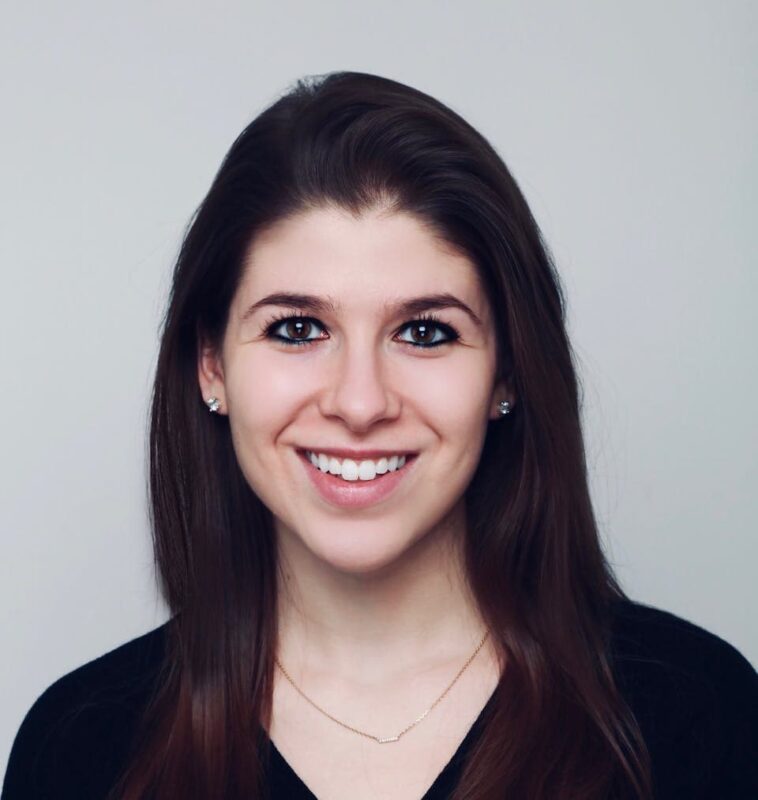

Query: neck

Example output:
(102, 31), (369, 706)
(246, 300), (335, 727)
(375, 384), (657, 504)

(274, 506), (489, 686)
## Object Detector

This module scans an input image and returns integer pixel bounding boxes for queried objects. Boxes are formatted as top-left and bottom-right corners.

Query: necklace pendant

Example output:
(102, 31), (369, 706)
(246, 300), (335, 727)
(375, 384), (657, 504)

(377, 735), (400, 743)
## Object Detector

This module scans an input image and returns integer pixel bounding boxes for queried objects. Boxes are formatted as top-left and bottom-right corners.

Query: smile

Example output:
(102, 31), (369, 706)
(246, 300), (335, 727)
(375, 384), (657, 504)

(296, 449), (418, 509)
(304, 450), (409, 482)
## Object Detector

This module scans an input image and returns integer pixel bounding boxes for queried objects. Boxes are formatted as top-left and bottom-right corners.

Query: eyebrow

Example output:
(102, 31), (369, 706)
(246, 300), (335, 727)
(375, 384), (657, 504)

(241, 292), (483, 327)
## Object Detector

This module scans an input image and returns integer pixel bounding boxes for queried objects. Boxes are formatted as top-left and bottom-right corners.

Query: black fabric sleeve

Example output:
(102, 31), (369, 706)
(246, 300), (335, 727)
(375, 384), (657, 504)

(700, 636), (758, 798)
(611, 601), (758, 799)
(2, 626), (165, 800)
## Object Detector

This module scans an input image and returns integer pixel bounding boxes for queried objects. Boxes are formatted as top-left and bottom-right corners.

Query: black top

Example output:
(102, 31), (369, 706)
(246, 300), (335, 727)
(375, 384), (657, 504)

(2, 600), (756, 799)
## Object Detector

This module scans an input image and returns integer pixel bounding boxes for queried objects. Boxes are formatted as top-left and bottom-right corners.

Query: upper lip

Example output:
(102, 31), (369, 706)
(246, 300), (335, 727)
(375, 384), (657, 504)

(298, 446), (417, 460)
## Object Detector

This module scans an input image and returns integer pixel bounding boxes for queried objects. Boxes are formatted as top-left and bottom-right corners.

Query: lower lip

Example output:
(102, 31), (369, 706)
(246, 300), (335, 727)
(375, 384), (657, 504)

(297, 451), (418, 509)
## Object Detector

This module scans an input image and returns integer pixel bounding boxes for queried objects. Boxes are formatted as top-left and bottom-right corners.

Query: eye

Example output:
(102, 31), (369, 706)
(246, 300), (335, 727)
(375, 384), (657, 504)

(264, 314), (325, 346)
(396, 314), (460, 348)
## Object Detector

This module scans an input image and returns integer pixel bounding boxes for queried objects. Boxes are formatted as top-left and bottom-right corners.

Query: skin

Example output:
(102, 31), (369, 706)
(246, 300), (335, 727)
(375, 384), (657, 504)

(198, 204), (514, 699)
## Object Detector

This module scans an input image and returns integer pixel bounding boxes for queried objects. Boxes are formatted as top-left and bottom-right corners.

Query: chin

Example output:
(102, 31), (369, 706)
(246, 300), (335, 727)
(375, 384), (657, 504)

(288, 521), (424, 578)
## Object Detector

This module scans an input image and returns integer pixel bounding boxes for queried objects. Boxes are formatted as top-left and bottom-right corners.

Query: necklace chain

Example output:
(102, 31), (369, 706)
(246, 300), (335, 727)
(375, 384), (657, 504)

(274, 631), (490, 744)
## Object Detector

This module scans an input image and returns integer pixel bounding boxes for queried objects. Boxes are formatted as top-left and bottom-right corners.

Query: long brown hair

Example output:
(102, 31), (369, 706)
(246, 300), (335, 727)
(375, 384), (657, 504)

(111, 71), (652, 799)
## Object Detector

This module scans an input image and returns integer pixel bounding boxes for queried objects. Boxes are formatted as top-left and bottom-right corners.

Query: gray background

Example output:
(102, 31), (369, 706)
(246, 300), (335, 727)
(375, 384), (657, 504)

(2, 0), (755, 777)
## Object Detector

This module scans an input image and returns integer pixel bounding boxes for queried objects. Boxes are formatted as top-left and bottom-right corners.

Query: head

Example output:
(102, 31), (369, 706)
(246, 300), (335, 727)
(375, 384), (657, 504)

(159, 70), (570, 597)
(132, 71), (649, 800)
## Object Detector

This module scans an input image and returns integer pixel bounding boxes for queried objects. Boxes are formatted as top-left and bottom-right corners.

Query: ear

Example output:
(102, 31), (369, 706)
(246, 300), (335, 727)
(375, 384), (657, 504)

(197, 339), (228, 415)
(488, 376), (516, 421)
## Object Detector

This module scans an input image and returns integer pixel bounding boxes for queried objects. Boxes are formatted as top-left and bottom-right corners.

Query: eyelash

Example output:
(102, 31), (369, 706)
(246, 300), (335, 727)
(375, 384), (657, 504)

(262, 311), (461, 349)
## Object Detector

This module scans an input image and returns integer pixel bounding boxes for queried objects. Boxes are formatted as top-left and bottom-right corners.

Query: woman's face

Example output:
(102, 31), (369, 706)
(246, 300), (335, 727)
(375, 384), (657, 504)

(198, 205), (511, 576)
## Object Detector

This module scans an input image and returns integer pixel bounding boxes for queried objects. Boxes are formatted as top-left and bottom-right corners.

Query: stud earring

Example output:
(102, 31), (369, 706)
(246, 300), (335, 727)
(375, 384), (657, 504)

(498, 400), (511, 417)
(206, 396), (221, 413)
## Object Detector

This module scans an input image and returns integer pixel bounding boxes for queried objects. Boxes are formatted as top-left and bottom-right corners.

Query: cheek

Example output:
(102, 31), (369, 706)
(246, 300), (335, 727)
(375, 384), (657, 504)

(407, 354), (494, 473)
(223, 353), (305, 489)
(225, 350), (305, 423)
(407, 352), (494, 425)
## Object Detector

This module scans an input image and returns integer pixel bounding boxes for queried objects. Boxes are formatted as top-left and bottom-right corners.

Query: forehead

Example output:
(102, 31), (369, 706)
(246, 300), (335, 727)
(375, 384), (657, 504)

(235, 206), (487, 313)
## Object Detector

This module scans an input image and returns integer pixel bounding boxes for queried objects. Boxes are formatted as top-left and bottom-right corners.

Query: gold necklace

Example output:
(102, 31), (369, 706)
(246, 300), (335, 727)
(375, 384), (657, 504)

(274, 631), (490, 744)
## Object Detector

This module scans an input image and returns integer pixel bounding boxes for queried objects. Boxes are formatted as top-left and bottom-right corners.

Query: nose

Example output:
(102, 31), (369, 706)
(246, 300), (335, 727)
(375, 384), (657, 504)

(318, 336), (401, 432)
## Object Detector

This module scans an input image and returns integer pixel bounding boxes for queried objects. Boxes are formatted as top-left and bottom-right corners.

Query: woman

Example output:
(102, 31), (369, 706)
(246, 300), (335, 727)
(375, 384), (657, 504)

(3, 71), (756, 800)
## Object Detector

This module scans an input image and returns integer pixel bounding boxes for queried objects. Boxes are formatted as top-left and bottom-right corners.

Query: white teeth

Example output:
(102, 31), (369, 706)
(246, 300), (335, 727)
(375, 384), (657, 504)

(342, 459), (359, 481)
(305, 451), (409, 482)
(358, 460), (376, 481)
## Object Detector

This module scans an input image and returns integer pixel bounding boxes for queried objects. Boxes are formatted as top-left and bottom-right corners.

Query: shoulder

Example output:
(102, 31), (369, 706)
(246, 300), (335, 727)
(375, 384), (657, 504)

(609, 599), (757, 707)
(609, 599), (757, 799)
(610, 598), (755, 682)
(2, 622), (169, 800)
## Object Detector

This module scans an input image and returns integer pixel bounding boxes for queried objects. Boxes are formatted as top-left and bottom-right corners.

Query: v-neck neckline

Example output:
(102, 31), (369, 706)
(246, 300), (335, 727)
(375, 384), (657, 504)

(266, 685), (498, 799)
